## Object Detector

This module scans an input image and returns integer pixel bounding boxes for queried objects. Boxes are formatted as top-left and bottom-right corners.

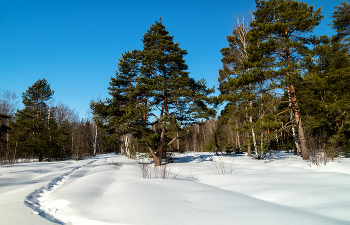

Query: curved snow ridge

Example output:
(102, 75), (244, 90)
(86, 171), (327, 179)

(24, 160), (97, 224)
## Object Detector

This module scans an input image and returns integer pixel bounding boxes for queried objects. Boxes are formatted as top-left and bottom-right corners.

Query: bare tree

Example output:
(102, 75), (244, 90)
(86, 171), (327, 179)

(0, 90), (17, 163)
(0, 89), (18, 116)
(54, 102), (77, 126)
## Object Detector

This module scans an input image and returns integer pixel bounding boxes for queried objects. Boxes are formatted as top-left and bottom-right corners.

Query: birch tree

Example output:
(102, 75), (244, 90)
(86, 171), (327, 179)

(219, 15), (259, 156)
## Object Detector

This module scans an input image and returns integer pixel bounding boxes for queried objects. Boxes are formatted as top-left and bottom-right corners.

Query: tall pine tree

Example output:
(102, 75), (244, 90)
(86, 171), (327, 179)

(243, 0), (323, 159)
(297, 1), (350, 157)
(12, 79), (54, 161)
(91, 19), (216, 165)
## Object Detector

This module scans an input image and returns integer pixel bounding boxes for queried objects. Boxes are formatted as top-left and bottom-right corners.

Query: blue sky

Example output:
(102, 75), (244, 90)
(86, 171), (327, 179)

(0, 0), (342, 118)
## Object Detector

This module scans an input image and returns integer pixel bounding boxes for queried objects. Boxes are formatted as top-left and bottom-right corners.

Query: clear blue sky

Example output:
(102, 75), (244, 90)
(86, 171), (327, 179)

(0, 0), (342, 118)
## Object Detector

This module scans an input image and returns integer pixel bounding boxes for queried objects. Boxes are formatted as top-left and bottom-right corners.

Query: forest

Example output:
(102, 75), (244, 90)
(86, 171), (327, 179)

(1, 0), (350, 166)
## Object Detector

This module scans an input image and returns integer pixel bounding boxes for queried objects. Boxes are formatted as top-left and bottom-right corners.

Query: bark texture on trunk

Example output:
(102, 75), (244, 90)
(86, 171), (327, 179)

(290, 85), (309, 160)
(121, 134), (131, 158)
(147, 128), (166, 166)
(249, 100), (257, 157)
(288, 90), (301, 154)
(297, 115), (309, 160)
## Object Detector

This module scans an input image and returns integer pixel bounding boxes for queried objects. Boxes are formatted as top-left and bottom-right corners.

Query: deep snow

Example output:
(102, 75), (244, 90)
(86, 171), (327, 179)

(1, 152), (350, 225)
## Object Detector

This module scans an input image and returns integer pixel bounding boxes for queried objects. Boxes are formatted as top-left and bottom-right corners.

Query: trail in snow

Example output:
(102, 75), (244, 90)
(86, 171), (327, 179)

(36, 154), (350, 225)
(24, 160), (97, 224)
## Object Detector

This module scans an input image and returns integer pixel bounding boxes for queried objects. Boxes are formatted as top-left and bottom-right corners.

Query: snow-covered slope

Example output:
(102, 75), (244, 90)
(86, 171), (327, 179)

(0, 153), (349, 225)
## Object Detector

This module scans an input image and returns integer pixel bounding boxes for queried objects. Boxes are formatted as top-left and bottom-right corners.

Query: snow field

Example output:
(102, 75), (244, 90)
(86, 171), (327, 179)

(0, 152), (350, 224)
(0, 158), (97, 224)
(25, 159), (97, 224)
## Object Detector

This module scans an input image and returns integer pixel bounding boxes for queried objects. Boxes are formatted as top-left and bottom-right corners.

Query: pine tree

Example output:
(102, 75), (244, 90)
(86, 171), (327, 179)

(243, 0), (323, 159)
(0, 114), (11, 155)
(290, 2), (350, 158)
(91, 19), (216, 165)
(298, 38), (350, 158)
(330, 1), (350, 41)
(12, 79), (54, 161)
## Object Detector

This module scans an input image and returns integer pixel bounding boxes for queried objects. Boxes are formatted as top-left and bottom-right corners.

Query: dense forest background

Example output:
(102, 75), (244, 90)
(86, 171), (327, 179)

(1, 0), (350, 166)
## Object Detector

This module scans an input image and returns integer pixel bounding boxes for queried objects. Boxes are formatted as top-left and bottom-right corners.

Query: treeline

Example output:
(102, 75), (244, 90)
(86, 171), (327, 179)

(0, 80), (106, 165)
(91, 0), (350, 162)
(1, 0), (350, 165)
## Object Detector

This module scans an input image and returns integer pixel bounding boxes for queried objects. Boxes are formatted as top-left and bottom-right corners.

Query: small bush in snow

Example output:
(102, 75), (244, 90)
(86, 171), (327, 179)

(104, 160), (118, 166)
(138, 160), (182, 179)
(212, 157), (234, 175)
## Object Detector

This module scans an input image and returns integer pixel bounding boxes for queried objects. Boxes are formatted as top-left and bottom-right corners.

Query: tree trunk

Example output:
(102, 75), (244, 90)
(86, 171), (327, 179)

(290, 85), (308, 159)
(259, 90), (263, 158)
(288, 90), (301, 154)
(93, 125), (97, 156)
(249, 99), (258, 156)
(14, 137), (18, 161)
(296, 114), (309, 159)
(147, 128), (165, 166)
(252, 127), (258, 156)
(39, 153), (43, 162)
(153, 156), (162, 166)
(247, 144), (251, 156)
(123, 134), (131, 158)
(6, 133), (9, 154)
(177, 132), (179, 150)
(214, 132), (224, 155)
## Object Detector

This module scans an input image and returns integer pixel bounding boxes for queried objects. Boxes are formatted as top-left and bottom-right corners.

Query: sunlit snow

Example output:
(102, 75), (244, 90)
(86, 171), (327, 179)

(1, 152), (349, 225)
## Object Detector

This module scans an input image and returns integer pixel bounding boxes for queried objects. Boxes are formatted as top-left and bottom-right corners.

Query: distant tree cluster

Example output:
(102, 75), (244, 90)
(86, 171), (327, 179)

(0, 79), (108, 165)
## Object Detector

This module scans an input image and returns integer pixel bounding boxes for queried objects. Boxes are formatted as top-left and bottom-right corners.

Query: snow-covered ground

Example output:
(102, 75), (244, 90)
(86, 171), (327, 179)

(1, 152), (350, 225)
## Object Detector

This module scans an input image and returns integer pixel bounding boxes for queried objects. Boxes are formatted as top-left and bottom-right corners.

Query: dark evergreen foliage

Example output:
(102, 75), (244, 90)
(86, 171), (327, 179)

(11, 79), (54, 161)
(330, 1), (350, 41)
(245, 0), (322, 159)
(91, 19), (216, 165)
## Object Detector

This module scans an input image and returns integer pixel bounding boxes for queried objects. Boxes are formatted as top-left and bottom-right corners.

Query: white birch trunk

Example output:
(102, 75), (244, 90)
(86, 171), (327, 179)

(121, 134), (131, 158)
(249, 100), (258, 156)
(93, 125), (98, 156)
